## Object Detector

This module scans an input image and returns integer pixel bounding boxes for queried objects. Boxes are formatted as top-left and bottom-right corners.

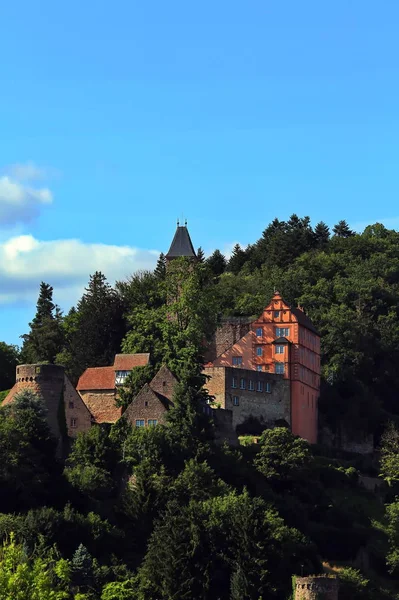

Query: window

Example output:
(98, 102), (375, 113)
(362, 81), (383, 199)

(115, 370), (130, 385)
(276, 327), (290, 337)
(144, 401), (148, 407)
(35, 366), (41, 375)
(275, 363), (285, 375)
(275, 345), (284, 354)
(233, 396), (239, 406)
(274, 310), (280, 318)
(135, 420), (145, 427)
(70, 418), (77, 428)
(256, 381), (263, 392)
(256, 327), (263, 337)
(232, 376), (237, 388)
(148, 419), (158, 426)
(240, 378), (246, 390)
(265, 382), (271, 393)
(69, 401), (74, 409)
(249, 380), (254, 391)
(256, 347), (263, 356)
(256, 365), (263, 372)
(232, 356), (242, 366)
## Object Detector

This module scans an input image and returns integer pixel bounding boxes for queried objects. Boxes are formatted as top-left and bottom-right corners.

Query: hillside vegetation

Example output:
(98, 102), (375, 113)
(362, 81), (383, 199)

(1, 216), (399, 598)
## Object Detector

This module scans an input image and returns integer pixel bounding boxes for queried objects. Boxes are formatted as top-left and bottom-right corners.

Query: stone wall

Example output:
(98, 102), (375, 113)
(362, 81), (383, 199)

(63, 376), (92, 437)
(213, 408), (238, 446)
(123, 384), (169, 427)
(5, 364), (65, 439)
(204, 366), (290, 431)
(205, 317), (252, 362)
(149, 365), (178, 401)
(294, 576), (339, 600)
(79, 390), (122, 423)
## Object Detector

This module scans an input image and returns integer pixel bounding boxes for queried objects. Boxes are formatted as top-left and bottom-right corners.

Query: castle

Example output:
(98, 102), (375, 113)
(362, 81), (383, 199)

(3, 222), (320, 445)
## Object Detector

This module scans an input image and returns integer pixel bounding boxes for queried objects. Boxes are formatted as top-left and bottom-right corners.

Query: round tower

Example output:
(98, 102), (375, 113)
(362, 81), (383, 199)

(294, 576), (339, 600)
(11, 364), (65, 439)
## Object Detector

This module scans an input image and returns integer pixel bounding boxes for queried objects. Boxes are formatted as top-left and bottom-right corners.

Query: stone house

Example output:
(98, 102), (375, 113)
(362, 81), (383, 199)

(123, 365), (177, 427)
(76, 353), (150, 423)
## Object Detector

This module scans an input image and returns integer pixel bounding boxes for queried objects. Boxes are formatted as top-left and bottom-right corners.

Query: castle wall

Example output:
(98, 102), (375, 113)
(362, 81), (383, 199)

(204, 366), (290, 431)
(294, 576), (339, 600)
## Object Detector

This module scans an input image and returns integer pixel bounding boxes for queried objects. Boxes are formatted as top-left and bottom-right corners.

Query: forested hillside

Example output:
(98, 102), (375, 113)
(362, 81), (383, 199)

(1, 215), (399, 598)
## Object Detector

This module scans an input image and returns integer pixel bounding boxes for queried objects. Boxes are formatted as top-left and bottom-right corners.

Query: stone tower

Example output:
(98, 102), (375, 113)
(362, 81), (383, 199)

(3, 363), (92, 440)
(4, 364), (65, 438)
(294, 576), (339, 600)
(165, 220), (197, 264)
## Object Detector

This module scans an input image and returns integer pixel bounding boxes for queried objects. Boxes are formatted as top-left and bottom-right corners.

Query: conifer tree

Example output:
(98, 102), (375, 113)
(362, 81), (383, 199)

(206, 249), (227, 277)
(313, 221), (330, 248)
(196, 246), (205, 263)
(20, 282), (64, 364)
(154, 252), (167, 280)
(227, 244), (247, 274)
(60, 272), (126, 382)
(332, 219), (355, 238)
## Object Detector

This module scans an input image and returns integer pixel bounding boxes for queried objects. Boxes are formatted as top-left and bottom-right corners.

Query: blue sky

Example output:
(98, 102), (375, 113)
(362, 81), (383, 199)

(1, 1), (399, 345)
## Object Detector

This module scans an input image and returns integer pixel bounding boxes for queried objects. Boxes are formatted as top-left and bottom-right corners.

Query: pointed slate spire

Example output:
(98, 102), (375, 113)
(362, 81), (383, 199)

(166, 222), (197, 260)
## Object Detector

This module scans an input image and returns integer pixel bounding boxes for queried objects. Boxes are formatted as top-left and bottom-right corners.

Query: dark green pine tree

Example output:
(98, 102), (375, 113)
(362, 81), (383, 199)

(206, 249), (227, 277)
(154, 252), (167, 280)
(20, 282), (64, 364)
(313, 221), (330, 248)
(332, 219), (355, 238)
(61, 272), (126, 382)
(227, 244), (247, 274)
(196, 246), (205, 263)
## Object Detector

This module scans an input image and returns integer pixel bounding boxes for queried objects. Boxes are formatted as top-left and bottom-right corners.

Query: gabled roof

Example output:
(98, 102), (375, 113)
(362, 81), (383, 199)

(113, 353), (150, 370)
(291, 307), (319, 335)
(122, 384), (172, 421)
(77, 366), (115, 391)
(166, 225), (196, 259)
(272, 336), (291, 344)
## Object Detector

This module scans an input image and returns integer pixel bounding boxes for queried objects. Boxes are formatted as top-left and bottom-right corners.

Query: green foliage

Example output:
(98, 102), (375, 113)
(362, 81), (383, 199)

(0, 533), (74, 600)
(20, 282), (64, 364)
(380, 422), (399, 485)
(116, 364), (155, 410)
(59, 272), (126, 383)
(338, 567), (371, 599)
(0, 342), (19, 390)
(255, 428), (311, 480)
(386, 501), (399, 575)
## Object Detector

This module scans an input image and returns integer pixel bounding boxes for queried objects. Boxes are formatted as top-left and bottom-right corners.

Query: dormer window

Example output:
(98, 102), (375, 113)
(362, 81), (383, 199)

(115, 370), (130, 385)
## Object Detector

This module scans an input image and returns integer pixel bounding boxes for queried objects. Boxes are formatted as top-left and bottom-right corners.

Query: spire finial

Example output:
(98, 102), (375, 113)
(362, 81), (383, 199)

(177, 218), (180, 227)
(185, 218), (187, 226)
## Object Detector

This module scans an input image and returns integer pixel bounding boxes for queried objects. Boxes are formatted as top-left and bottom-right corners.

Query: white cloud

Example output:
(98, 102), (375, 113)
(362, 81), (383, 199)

(6, 162), (48, 181)
(0, 235), (159, 307)
(0, 174), (53, 225)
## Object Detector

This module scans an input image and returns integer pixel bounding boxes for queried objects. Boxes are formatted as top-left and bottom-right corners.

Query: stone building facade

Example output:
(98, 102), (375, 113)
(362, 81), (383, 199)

(209, 292), (321, 443)
(204, 365), (290, 431)
(123, 366), (177, 428)
(3, 364), (92, 439)
(294, 576), (339, 600)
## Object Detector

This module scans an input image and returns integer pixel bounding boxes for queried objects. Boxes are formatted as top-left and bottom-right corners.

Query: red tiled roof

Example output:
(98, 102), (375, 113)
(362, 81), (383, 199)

(77, 367), (115, 391)
(113, 353), (150, 370)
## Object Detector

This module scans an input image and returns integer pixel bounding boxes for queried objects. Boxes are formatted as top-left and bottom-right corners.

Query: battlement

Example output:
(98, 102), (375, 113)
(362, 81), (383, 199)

(294, 575), (339, 600)
(16, 363), (65, 383)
